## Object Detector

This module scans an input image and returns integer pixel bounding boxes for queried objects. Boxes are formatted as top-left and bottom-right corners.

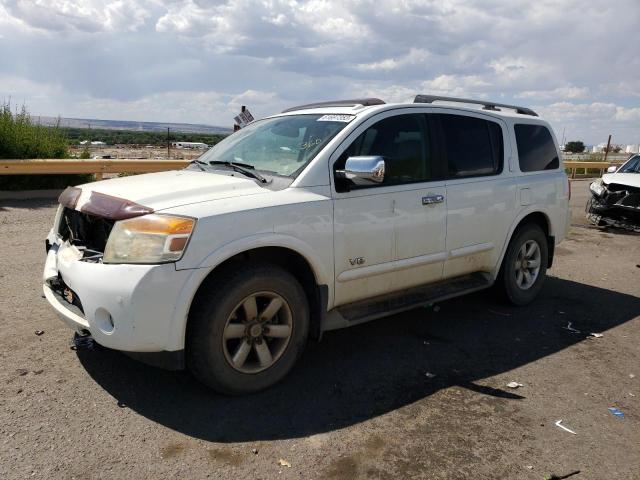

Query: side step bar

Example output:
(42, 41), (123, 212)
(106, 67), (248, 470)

(322, 272), (493, 331)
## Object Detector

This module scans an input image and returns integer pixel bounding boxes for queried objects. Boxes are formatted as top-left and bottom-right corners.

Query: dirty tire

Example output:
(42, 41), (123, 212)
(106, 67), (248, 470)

(496, 223), (548, 306)
(187, 264), (309, 395)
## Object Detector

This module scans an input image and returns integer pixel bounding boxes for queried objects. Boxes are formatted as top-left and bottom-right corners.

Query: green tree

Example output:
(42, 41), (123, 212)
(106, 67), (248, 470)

(564, 141), (585, 153)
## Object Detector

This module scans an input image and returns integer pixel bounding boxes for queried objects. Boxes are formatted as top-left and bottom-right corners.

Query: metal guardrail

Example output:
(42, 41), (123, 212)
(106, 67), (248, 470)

(0, 158), (626, 180)
(0, 159), (191, 180)
(563, 161), (622, 179)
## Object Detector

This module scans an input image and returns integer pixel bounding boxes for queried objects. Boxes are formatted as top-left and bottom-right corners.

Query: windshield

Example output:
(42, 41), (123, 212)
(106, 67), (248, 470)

(199, 114), (353, 177)
(617, 155), (640, 174)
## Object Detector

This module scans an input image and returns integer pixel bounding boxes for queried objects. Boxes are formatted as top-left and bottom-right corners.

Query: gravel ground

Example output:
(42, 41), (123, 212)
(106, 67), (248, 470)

(1, 179), (639, 479)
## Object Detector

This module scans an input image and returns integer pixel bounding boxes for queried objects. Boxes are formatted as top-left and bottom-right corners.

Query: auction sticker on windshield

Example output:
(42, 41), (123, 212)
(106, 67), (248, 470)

(317, 114), (355, 122)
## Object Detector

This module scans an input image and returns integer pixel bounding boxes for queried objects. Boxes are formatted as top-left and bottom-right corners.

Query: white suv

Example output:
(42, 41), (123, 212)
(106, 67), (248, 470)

(43, 95), (570, 394)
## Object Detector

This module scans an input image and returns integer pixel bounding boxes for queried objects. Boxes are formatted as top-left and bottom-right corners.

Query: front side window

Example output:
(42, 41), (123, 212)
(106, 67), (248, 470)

(435, 114), (503, 178)
(199, 114), (351, 177)
(515, 124), (560, 172)
(335, 113), (430, 186)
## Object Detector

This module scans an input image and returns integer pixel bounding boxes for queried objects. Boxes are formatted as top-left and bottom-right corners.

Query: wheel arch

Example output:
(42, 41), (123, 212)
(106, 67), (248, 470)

(494, 209), (555, 278)
(175, 243), (328, 352)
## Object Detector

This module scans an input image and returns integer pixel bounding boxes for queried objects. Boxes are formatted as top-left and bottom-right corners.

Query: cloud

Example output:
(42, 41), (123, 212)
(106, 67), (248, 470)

(2, 0), (151, 32)
(0, 0), (638, 142)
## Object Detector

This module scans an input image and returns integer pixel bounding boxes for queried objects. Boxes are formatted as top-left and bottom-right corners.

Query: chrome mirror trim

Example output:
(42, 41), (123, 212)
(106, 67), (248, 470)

(336, 156), (385, 185)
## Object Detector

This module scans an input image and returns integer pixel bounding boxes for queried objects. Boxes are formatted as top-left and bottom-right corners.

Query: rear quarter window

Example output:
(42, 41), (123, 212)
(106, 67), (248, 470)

(515, 124), (559, 172)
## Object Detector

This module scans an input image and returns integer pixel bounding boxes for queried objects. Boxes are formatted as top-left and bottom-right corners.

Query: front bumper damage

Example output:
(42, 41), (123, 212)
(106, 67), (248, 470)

(586, 181), (640, 232)
(43, 206), (190, 370)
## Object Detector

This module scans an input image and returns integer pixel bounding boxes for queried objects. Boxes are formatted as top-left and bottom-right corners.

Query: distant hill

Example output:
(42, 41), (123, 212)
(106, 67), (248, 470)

(33, 116), (232, 135)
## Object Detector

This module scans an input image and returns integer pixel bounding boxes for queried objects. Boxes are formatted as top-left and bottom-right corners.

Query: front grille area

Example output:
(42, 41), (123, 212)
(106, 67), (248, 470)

(59, 207), (115, 254)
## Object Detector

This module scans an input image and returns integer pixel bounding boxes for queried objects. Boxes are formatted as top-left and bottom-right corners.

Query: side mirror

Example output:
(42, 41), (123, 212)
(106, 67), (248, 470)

(335, 156), (385, 186)
(606, 166), (618, 173)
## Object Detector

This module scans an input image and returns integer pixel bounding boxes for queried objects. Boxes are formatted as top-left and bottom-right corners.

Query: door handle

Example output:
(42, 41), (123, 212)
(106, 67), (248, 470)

(422, 194), (444, 205)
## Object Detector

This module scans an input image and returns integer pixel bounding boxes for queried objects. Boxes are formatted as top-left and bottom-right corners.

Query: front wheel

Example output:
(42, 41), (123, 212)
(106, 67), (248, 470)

(187, 264), (309, 394)
(496, 224), (548, 306)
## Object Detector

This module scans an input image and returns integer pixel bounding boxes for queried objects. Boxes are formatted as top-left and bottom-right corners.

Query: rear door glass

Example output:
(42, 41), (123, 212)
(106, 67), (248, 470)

(515, 124), (560, 172)
(435, 114), (503, 178)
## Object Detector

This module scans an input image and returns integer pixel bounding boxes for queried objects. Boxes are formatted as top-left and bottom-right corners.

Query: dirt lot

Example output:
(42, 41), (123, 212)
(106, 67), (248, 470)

(1, 180), (639, 479)
(69, 146), (204, 161)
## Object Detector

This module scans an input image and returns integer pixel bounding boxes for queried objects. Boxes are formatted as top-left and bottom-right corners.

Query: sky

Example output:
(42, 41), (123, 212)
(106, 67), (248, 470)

(0, 0), (639, 144)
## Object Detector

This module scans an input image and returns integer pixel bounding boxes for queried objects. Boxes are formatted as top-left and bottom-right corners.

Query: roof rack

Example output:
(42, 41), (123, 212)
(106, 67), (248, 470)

(281, 98), (385, 113)
(413, 94), (538, 117)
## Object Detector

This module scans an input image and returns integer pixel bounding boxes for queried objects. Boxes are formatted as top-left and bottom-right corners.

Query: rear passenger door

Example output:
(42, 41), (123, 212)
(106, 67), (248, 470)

(434, 111), (516, 278)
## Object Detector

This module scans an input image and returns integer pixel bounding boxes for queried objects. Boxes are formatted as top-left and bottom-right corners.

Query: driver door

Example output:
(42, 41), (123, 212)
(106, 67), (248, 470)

(331, 111), (447, 306)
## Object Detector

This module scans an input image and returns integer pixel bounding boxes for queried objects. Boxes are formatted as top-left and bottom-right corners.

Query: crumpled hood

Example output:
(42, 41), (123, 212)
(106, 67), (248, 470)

(77, 169), (267, 211)
(602, 172), (640, 189)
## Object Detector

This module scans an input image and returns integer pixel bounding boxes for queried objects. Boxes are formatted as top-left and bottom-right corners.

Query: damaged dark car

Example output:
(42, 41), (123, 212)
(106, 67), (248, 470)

(587, 154), (640, 232)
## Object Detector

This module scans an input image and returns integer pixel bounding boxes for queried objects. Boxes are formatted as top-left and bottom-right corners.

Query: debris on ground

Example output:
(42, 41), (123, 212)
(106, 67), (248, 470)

(16, 369), (28, 376)
(506, 381), (524, 389)
(278, 459), (291, 468)
(543, 471), (581, 480)
(608, 407), (625, 418)
(70, 333), (95, 351)
(630, 374), (635, 379)
(251, 448), (258, 455)
(34, 330), (44, 336)
(488, 309), (511, 317)
(525, 465), (533, 470)
(425, 372), (436, 379)
(588, 333), (603, 338)
(33, 369), (43, 375)
(562, 322), (581, 334)
(117, 400), (127, 408)
(555, 419), (577, 435)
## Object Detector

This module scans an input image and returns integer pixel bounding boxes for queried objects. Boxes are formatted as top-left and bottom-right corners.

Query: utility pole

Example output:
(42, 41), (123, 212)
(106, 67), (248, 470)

(167, 127), (170, 159)
(603, 134), (612, 163)
(561, 127), (566, 147)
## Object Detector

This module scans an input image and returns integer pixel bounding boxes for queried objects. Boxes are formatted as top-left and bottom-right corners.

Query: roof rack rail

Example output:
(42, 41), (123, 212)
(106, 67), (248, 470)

(282, 98), (385, 113)
(413, 94), (538, 117)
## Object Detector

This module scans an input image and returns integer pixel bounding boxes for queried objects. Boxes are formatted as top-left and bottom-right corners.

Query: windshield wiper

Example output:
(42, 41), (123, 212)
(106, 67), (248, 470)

(189, 159), (208, 171)
(208, 161), (268, 183)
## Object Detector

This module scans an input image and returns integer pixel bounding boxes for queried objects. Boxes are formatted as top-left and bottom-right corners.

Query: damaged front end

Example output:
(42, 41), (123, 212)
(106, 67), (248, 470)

(586, 180), (640, 232)
(43, 187), (153, 318)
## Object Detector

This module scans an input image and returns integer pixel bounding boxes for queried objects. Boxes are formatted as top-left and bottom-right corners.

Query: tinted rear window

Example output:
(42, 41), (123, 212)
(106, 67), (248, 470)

(436, 114), (503, 178)
(515, 124), (559, 172)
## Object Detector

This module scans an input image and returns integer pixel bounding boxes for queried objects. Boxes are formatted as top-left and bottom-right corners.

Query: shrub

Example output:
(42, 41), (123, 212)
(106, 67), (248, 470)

(0, 102), (92, 190)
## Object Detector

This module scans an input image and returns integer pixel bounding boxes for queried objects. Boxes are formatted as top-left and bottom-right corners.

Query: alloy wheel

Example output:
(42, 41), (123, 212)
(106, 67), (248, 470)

(222, 291), (293, 374)
(514, 239), (541, 290)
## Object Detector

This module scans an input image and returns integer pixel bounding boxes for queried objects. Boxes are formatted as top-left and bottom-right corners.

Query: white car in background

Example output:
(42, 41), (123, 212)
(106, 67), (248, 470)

(43, 95), (570, 394)
(587, 154), (640, 232)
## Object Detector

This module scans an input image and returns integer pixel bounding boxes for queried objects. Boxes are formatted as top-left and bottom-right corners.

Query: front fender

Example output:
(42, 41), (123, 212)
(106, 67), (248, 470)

(166, 233), (331, 351)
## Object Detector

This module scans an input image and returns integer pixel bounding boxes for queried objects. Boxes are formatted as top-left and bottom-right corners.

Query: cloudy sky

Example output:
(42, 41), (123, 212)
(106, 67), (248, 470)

(1, 0), (639, 144)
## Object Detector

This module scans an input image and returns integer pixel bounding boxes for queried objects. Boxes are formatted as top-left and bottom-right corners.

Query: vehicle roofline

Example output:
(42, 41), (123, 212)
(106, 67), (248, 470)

(267, 103), (550, 122)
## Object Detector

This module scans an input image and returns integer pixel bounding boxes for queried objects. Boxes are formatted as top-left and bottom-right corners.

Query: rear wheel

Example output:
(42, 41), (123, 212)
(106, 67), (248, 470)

(496, 223), (548, 306)
(187, 264), (309, 394)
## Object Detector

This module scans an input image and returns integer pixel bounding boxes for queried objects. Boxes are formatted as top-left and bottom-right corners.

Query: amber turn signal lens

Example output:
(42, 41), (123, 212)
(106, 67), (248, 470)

(123, 215), (195, 235)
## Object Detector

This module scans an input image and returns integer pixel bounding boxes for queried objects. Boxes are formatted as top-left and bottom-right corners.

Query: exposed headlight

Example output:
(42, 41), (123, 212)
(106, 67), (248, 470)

(103, 214), (195, 264)
(589, 181), (605, 197)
